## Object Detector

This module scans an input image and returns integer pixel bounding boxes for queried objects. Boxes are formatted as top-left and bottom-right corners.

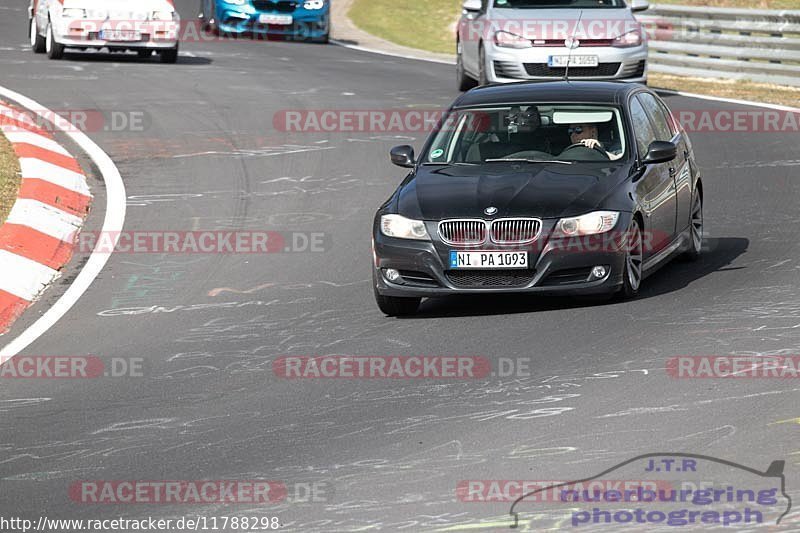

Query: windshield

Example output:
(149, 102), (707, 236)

(424, 105), (627, 164)
(494, 0), (627, 8)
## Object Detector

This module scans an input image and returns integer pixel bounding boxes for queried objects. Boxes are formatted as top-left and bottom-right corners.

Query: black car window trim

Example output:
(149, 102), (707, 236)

(636, 92), (677, 144)
(627, 91), (660, 165)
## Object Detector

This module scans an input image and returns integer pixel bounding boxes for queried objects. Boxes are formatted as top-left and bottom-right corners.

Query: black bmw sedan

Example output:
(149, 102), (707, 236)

(372, 81), (703, 316)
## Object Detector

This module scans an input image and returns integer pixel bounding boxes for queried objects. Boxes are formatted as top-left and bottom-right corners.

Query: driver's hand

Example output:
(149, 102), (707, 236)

(580, 139), (602, 150)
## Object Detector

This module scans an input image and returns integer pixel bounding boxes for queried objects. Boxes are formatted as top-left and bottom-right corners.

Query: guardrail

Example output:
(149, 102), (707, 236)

(637, 4), (800, 87)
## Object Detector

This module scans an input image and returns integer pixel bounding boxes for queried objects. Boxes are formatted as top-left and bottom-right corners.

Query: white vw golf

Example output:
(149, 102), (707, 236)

(29, 0), (181, 62)
(457, 0), (650, 90)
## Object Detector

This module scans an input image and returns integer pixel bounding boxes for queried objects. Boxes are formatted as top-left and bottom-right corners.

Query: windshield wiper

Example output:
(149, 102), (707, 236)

(484, 158), (574, 165)
(421, 162), (478, 166)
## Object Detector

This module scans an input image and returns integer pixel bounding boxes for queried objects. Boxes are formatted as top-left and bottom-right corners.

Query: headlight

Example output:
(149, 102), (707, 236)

(62, 8), (87, 18)
(494, 31), (532, 49)
(151, 11), (178, 21)
(304, 0), (326, 9)
(380, 215), (430, 241)
(612, 29), (643, 48)
(553, 211), (620, 237)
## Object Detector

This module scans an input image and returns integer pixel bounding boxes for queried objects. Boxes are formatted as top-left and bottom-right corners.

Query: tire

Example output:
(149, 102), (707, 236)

(619, 217), (644, 299)
(312, 32), (329, 44)
(46, 20), (65, 60)
(478, 44), (489, 86)
(681, 190), (703, 261)
(456, 42), (477, 92)
(137, 49), (152, 59)
(160, 46), (179, 63)
(30, 17), (46, 53)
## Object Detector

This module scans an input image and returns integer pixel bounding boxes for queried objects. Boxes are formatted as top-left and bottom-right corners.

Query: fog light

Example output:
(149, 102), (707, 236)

(384, 268), (401, 282)
(590, 266), (608, 280)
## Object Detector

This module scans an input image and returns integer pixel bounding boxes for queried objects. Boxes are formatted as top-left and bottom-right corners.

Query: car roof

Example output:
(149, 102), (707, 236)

(451, 81), (644, 109)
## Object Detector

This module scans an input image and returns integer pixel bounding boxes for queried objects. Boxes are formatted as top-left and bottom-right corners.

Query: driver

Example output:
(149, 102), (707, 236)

(567, 123), (623, 160)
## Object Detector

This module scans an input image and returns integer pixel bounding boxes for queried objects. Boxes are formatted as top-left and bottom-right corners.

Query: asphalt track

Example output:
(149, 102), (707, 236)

(1, 0), (800, 531)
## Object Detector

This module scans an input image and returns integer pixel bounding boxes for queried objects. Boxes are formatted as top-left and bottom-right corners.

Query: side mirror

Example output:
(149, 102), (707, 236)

(463, 0), (482, 15)
(643, 140), (677, 164)
(631, 0), (650, 12)
(390, 145), (416, 168)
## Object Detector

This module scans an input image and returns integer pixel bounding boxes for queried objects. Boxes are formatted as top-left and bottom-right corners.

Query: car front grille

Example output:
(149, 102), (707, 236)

(625, 59), (647, 78)
(438, 220), (488, 246)
(523, 63), (621, 77)
(252, 0), (298, 12)
(490, 218), (541, 244)
(446, 270), (536, 288)
(438, 218), (541, 245)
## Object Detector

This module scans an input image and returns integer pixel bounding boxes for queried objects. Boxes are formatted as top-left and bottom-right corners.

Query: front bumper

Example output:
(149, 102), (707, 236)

(53, 19), (179, 49)
(373, 215), (632, 298)
(485, 43), (648, 83)
(216, 3), (330, 38)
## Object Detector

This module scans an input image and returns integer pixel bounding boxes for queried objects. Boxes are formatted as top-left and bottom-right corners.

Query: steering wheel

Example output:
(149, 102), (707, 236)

(561, 142), (609, 159)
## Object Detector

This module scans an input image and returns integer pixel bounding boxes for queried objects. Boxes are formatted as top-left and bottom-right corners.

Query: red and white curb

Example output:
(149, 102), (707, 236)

(0, 102), (92, 334)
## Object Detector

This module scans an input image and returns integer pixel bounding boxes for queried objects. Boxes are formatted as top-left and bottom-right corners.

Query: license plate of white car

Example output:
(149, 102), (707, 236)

(449, 251), (528, 269)
(548, 55), (599, 68)
(99, 30), (141, 42)
(259, 14), (293, 25)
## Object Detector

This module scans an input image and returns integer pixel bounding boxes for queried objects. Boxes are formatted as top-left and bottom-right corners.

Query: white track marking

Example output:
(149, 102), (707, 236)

(0, 85), (126, 358)
(330, 39), (456, 65)
(6, 198), (83, 241)
(1, 129), (72, 156)
(0, 251), (59, 301)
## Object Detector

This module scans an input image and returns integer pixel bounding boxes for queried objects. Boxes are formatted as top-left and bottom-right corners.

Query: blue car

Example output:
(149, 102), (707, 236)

(200, 0), (330, 43)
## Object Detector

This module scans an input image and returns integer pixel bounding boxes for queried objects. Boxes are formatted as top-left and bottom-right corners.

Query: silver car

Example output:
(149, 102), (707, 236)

(457, 0), (650, 90)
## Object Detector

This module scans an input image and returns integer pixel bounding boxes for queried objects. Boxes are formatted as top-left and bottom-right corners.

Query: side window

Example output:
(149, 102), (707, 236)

(657, 99), (679, 136)
(637, 93), (674, 142)
(629, 97), (657, 158)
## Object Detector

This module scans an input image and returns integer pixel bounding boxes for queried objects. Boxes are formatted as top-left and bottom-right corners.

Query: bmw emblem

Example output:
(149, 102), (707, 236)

(484, 206), (498, 216)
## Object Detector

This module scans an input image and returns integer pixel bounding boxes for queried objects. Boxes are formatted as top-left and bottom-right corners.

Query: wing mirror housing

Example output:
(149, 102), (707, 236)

(643, 140), (677, 165)
(390, 145), (416, 168)
(631, 0), (650, 12)
(463, 0), (482, 16)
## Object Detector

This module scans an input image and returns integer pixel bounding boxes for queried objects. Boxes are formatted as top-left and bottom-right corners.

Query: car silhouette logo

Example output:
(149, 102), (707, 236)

(484, 207), (498, 216)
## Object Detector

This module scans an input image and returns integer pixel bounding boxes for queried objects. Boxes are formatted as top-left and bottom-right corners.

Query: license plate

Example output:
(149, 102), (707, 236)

(99, 29), (142, 42)
(548, 55), (599, 68)
(449, 251), (528, 269)
(258, 14), (293, 25)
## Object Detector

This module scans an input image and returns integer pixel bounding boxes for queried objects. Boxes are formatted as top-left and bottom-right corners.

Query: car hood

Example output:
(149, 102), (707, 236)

(489, 8), (638, 39)
(396, 163), (628, 221)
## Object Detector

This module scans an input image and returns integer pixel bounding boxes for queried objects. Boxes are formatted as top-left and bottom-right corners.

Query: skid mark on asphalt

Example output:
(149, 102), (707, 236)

(207, 279), (366, 297)
(171, 144), (335, 159)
